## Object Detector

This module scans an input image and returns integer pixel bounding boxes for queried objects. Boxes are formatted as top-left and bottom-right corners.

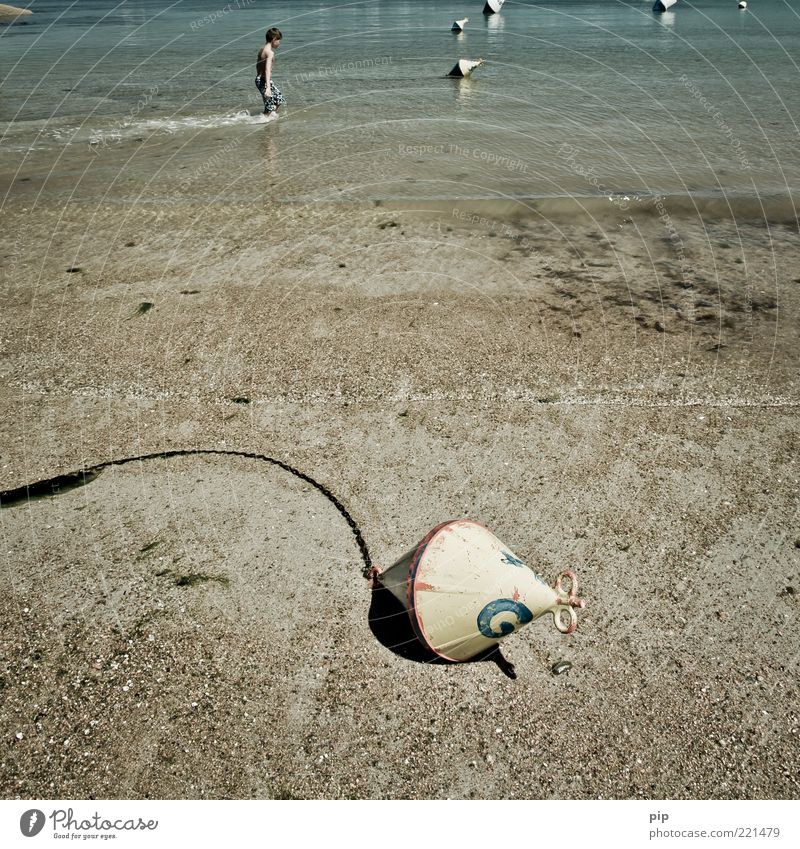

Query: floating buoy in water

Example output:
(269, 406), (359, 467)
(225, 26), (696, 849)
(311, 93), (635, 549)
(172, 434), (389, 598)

(738, 0), (747, 8)
(483, 0), (505, 15)
(451, 17), (469, 32)
(372, 519), (586, 662)
(653, 0), (677, 11)
(0, 4), (33, 18)
(448, 58), (485, 78)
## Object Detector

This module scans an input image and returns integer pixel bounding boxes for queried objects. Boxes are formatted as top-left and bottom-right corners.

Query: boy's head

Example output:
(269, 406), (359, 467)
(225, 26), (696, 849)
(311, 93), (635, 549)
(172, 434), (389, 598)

(266, 27), (282, 47)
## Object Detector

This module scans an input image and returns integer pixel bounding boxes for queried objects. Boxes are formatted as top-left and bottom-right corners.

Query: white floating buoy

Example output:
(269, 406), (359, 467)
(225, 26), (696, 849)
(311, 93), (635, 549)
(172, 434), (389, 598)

(0, 4), (34, 18)
(451, 17), (469, 32)
(483, 0), (505, 15)
(653, 0), (677, 11)
(447, 58), (485, 78)
(738, 0), (747, 8)
(374, 519), (586, 662)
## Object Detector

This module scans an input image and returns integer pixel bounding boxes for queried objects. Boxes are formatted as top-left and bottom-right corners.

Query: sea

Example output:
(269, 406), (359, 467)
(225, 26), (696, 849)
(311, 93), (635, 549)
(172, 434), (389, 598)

(1, 0), (798, 212)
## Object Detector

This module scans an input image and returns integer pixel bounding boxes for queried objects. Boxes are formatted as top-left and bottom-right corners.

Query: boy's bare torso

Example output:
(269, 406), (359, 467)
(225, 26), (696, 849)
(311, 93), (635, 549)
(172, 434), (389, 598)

(256, 44), (275, 78)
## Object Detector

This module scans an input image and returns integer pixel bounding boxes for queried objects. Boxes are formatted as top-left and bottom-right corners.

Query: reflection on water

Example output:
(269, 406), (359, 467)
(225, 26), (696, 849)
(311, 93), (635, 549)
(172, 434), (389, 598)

(485, 14), (505, 35)
(259, 135), (279, 177)
(452, 77), (477, 106)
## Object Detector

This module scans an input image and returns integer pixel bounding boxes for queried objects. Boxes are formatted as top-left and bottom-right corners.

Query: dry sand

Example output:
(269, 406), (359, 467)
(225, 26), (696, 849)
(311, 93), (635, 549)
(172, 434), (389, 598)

(0, 186), (798, 799)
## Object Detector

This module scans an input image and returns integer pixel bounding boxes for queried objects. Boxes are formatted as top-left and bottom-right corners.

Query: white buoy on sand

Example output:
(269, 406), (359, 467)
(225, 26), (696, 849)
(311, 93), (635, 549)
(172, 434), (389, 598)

(448, 58), (485, 78)
(451, 17), (469, 32)
(374, 519), (586, 662)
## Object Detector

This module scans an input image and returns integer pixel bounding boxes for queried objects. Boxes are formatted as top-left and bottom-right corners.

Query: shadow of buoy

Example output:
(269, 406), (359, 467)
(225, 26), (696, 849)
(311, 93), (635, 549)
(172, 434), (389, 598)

(368, 583), (444, 663)
(368, 584), (517, 678)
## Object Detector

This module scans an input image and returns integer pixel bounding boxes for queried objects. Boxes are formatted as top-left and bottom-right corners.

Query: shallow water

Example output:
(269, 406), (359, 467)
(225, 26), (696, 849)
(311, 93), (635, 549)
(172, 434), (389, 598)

(1, 0), (798, 207)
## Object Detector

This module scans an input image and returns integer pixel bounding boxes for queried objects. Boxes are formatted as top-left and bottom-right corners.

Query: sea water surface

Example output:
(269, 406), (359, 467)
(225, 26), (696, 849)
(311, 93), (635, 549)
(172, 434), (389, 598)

(1, 0), (798, 207)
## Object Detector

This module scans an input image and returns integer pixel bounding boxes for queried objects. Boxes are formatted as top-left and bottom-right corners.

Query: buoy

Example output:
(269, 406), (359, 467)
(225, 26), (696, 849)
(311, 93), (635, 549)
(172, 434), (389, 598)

(447, 58), (484, 78)
(451, 17), (469, 32)
(738, 0), (747, 8)
(653, 0), (677, 11)
(0, 4), (33, 17)
(483, 0), (505, 15)
(373, 519), (586, 662)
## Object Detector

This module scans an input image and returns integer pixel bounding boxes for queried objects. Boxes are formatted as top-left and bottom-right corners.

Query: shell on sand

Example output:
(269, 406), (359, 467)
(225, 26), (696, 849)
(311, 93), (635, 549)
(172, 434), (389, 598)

(0, 4), (33, 16)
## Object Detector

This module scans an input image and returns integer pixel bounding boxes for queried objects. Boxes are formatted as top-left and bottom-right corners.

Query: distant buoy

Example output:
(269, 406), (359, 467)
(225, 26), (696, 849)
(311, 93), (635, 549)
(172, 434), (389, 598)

(653, 0), (677, 11)
(738, 0), (747, 8)
(447, 58), (485, 78)
(0, 4), (33, 17)
(483, 0), (505, 15)
(451, 17), (469, 32)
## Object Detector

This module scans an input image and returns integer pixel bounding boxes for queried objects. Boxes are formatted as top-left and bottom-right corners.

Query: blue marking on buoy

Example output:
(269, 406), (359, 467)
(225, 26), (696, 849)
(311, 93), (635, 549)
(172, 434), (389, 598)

(528, 568), (551, 589)
(500, 551), (525, 567)
(477, 598), (534, 638)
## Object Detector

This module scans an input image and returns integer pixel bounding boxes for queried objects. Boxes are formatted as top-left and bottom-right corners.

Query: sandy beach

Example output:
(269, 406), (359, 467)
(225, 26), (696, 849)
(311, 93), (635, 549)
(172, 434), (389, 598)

(1, 164), (798, 799)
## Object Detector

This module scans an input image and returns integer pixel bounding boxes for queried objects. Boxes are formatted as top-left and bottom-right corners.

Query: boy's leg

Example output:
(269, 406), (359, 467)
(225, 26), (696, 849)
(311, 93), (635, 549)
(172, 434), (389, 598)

(256, 76), (273, 114)
(267, 81), (284, 114)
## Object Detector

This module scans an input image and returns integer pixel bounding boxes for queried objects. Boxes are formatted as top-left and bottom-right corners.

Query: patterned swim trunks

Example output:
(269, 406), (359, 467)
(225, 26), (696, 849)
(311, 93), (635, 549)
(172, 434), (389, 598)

(255, 76), (285, 114)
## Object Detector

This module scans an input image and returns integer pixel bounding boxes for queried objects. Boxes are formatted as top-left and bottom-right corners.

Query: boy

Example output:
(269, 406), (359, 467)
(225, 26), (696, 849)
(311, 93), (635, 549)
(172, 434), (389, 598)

(255, 27), (285, 119)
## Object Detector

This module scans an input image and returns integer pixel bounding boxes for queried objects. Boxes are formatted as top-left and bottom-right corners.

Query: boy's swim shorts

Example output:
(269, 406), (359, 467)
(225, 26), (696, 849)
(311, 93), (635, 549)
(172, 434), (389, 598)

(255, 76), (285, 114)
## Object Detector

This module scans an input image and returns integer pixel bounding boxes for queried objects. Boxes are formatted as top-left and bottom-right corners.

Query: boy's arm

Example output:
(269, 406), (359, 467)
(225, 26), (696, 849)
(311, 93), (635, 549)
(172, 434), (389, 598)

(265, 53), (273, 87)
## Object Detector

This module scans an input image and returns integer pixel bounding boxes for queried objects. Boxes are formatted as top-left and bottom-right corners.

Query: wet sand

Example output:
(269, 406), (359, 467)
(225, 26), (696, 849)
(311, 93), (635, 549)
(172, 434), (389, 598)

(1, 183), (799, 799)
